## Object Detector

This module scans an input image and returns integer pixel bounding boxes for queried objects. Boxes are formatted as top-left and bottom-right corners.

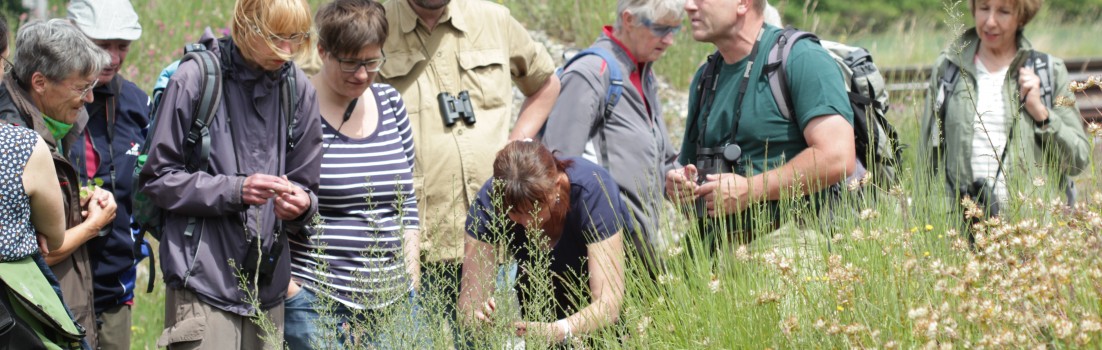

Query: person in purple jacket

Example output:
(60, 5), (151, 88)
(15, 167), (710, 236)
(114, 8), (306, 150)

(138, 0), (323, 348)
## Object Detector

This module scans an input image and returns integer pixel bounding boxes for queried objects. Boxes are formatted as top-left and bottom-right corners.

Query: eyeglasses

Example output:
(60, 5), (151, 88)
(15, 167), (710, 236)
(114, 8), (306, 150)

(269, 32), (310, 45)
(1, 56), (11, 75)
(72, 78), (99, 99)
(251, 25), (310, 45)
(334, 56), (386, 73)
(639, 17), (682, 38)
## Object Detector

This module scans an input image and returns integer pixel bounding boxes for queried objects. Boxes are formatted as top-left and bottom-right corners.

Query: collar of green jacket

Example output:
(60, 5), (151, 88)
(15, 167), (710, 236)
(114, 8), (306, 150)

(943, 27), (1037, 76)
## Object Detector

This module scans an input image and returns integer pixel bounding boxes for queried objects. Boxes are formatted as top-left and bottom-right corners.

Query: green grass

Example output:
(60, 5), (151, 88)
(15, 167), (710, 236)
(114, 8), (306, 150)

(3, 1), (1101, 349)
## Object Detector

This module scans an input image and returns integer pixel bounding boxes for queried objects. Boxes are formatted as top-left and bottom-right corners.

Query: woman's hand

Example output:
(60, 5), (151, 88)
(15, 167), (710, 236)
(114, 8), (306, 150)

(665, 165), (700, 205)
(36, 234), (50, 255)
(273, 175), (310, 220)
(512, 321), (567, 343)
(1019, 66), (1050, 123)
(474, 297), (498, 324)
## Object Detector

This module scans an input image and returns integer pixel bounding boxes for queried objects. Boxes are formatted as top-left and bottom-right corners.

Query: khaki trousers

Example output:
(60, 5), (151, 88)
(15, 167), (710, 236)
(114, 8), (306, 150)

(96, 304), (131, 350)
(157, 288), (284, 350)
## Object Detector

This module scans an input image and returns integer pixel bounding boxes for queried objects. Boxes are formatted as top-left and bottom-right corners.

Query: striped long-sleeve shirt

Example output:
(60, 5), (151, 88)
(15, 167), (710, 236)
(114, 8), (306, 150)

(289, 84), (418, 309)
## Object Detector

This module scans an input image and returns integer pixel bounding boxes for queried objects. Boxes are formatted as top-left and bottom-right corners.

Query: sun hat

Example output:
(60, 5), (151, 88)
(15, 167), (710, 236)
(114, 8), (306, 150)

(67, 0), (143, 41)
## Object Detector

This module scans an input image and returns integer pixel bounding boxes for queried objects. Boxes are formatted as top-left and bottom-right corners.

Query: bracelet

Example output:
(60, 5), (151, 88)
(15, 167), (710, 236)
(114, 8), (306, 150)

(554, 319), (573, 343)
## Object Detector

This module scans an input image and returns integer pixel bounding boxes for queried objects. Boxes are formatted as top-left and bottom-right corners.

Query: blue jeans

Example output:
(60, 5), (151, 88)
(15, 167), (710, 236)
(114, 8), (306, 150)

(284, 287), (427, 350)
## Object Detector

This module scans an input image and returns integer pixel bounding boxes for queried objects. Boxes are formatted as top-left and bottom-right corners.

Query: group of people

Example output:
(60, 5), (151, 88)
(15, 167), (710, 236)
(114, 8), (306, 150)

(0, 0), (1090, 349)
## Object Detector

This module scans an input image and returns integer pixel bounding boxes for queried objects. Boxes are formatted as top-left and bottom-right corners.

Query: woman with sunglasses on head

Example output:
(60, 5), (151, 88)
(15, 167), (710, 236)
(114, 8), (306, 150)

(541, 0), (685, 270)
(139, 0), (323, 348)
(282, 0), (422, 348)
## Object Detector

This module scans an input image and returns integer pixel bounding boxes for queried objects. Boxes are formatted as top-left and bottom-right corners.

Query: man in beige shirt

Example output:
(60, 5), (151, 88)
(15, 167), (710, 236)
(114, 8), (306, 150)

(379, 0), (559, 320)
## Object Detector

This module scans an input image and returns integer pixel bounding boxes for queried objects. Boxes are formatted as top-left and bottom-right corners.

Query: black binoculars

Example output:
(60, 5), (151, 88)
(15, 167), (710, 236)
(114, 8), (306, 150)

(242, 234), (283, 287)
(438, 91), (476, 127)
(693, 143), (742, 215)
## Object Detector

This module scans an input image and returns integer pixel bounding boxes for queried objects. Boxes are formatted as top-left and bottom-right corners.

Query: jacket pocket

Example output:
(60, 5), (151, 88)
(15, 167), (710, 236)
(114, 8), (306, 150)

(458, 49), (509, 110)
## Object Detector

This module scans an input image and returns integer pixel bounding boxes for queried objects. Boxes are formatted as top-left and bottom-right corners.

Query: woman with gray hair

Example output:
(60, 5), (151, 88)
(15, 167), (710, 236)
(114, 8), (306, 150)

(541, 0), (685, 271)
(0, 18), (115, 349)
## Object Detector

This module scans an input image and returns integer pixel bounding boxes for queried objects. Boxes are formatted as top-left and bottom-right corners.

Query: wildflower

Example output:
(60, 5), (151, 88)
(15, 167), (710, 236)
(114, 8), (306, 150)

(735, 245), (750, 262)
(666, 245), (683, 257)
(1081, 319), (1102, 332)
(859, 208), (879, 221)
(1087, 122), (1102, 137)
(884, 340), (900, 349)
(708, 274), (721, 293)
(636, 316), (652, 336)
(1032, 176), (1046, 187)
(908, 307), (929, 319)
(1055, 95), (1076, 108)
(925, 224), (934, 231)
(657, 274), (675, 285)
(813, 318), (827, 330)
(780, 316), (799, 336)
(924, 251), (931, 257)
(756, 291), (781, 305)
(910, 226), (919, 233)
(836, 305), (845, 312)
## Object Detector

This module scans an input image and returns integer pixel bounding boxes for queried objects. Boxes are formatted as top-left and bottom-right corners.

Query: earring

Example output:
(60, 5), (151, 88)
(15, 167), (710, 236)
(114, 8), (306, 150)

(555, 193), (561, 204)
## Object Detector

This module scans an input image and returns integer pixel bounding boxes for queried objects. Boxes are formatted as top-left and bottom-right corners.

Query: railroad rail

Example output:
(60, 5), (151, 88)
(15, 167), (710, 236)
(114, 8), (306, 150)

(882, 57), (1102, 123)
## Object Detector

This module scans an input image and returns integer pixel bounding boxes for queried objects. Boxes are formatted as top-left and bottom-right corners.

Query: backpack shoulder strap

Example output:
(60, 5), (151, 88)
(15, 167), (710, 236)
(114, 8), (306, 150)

(935, 59), (961, 144)
(689, 51), (722, 147)
(281, 64), (298, 152)
(562, 47), (624, 167)
(1027, 50), (1054, 108)
(564, 47), (625, 114)
(765, 26), (820, 122)
(181, 43), (224, 174)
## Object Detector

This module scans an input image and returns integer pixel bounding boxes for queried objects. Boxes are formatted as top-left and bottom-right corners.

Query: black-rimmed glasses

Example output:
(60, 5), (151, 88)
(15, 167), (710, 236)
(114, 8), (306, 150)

(334, 56), (386, 73)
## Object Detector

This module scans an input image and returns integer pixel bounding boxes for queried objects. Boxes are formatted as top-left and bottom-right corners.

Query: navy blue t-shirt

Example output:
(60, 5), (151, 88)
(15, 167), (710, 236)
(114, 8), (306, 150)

(467, 157), (632, 319)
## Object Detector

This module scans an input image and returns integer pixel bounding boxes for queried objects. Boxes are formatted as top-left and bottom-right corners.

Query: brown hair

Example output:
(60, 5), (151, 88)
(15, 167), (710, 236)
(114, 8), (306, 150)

(493, 141), (573, 217)
(315, 0), (388, 58)
(232, 0), (313, 62)
(970, 0), (1043, 27)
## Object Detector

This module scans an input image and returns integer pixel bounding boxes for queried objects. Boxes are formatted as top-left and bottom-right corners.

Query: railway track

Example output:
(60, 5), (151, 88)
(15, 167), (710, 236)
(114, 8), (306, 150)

(882, 57), (1102, 123)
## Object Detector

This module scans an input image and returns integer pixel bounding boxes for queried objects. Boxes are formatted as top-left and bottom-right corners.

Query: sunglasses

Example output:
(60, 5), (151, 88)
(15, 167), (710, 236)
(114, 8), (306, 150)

(639, 17), (682, 38)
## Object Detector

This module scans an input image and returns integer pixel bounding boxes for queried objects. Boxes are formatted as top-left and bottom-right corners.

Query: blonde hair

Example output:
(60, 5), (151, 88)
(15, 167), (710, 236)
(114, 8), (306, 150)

(232, 0), (314, 62)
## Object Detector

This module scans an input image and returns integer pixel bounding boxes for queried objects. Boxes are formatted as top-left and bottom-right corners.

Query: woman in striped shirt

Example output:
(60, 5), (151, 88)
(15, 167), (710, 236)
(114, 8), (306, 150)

(284, 1), (421, 348)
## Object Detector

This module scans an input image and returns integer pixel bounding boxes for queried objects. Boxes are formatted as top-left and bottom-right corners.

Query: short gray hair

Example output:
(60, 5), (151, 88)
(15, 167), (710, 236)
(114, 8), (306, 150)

(615, 0), (686, 31)
(12, 19), (109, 84)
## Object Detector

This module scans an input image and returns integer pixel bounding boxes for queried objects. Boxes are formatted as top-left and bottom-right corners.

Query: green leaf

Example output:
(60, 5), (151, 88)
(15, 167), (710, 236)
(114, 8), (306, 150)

(94, 178), (105, 187)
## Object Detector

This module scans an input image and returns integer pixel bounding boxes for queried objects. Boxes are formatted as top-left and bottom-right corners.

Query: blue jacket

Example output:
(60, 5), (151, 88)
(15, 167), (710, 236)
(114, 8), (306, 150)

(68, 76), (150, 313)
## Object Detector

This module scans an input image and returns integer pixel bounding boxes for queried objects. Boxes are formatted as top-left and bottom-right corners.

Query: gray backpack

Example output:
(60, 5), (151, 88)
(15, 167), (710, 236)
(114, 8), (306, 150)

(764, 26), (904, 188)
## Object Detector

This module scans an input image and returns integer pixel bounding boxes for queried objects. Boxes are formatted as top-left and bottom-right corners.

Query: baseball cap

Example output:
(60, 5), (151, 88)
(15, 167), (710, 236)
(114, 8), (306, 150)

(67, 0), (143, 41)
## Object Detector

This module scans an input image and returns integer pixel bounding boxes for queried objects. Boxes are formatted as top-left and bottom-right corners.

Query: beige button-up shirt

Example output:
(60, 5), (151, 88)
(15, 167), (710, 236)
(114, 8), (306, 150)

(379, 0), (554, 262)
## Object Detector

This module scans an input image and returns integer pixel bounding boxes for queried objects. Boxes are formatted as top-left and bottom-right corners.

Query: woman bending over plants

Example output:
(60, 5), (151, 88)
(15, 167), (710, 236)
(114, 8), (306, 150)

(459, 140), (629, 346)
